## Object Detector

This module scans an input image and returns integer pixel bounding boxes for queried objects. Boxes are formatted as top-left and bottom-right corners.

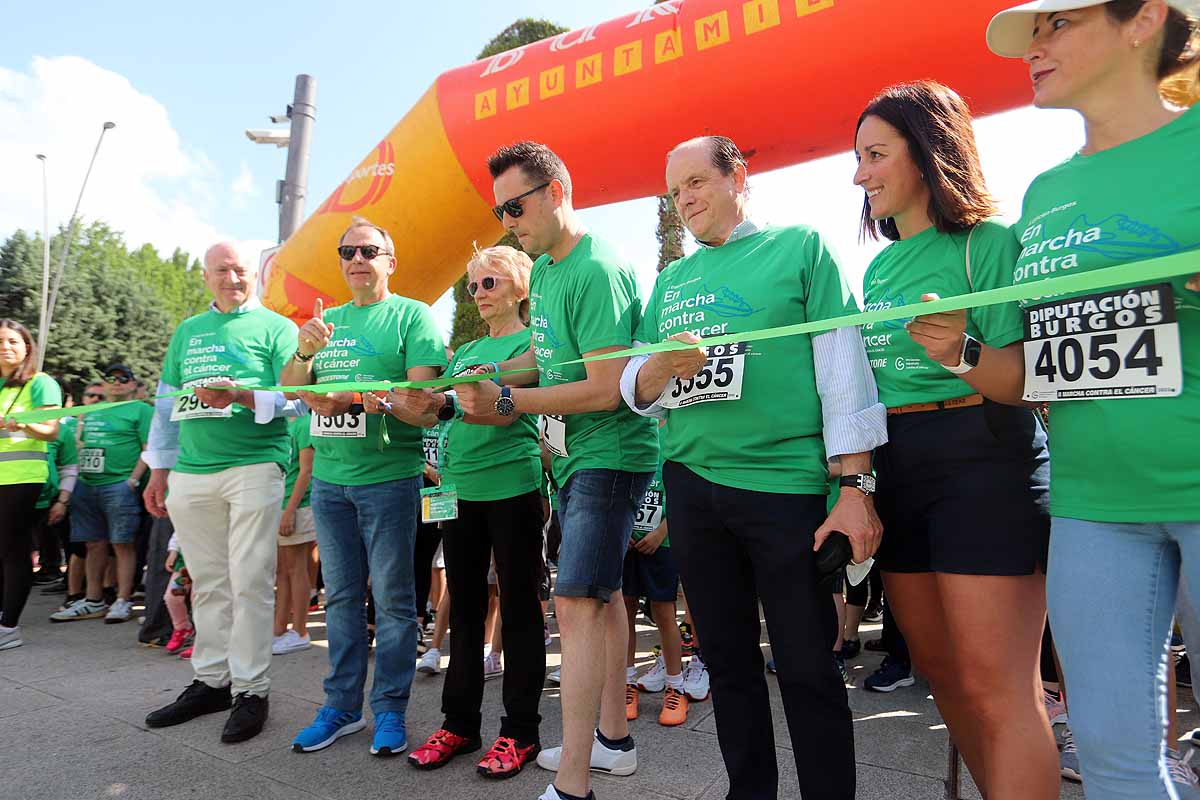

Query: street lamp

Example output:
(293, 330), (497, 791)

(40, 121), (116, 370)
(246, 74), (316, 243)
(35, 154), (50, 362)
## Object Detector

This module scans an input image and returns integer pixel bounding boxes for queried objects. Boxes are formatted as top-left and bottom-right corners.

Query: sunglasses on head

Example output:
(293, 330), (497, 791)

(105, 375), (132, 384)
(467, 275), (510, 297)
(84, 392), (103, 400)
(492, 182), (550, 222)
(337, 244), (390, 261)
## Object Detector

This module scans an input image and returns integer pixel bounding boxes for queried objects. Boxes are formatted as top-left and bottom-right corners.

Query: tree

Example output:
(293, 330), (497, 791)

(653, 0), (686, 274)
(449, 18), (569, 350)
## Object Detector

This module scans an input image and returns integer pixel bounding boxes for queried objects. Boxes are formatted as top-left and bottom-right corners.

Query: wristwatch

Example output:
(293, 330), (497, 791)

(943, 334), (982, 375)
(839, 473), (877, 497)
(436, 394), (457, 422)
(494, 386), (515, 417)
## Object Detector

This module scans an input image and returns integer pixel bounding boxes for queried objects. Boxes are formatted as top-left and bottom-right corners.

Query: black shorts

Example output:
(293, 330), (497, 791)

(874, 401), (1050, 576)
(622, 545), (680, 603)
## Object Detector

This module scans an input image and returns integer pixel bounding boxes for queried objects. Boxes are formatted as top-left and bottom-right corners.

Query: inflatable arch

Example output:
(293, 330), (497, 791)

(261, 0), (1032, 321)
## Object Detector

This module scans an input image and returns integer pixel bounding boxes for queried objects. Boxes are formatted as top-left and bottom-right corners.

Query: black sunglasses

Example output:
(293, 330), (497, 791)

(467, 275), (510, 297)
(492, 182), (550, 222)
(337, 244), (390, 261)
(104, 375), (132, 384)
(84, 392), (103, 400)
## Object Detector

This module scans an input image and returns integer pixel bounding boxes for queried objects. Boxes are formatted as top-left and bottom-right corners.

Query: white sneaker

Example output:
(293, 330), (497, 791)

(483, 651), (503, 680)
(547, 666), (561, 684)
(417, 647), (441, 675)
(538, 784), (578, 800)
(273, 630), (312, 655)
(683, 655), (711, 701)
(0, 625), (22, 651)
(535, 729), (637, 776)
(104, 598), (134, 624)
(50, 598), (109, 622)
(1169, 747), (1200, 790)
(637, 654), (666, 692)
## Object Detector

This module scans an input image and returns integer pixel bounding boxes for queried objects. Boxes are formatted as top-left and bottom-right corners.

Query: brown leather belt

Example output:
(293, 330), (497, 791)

(887, 393), (984, 416)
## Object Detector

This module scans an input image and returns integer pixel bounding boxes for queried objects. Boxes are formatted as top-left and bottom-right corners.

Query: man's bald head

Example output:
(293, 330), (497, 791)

(202, 240), (257, 312)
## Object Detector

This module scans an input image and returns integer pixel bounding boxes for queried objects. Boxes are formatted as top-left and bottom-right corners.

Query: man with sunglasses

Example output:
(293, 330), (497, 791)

(281, 217), (447, 758)
(142, 241), (300, 745)
(453, 142), (658, 800)
(51, 364), (151, 625)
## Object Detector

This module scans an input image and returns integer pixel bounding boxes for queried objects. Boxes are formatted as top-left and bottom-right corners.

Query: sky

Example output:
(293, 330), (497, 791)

(0, 1), (1083, 337)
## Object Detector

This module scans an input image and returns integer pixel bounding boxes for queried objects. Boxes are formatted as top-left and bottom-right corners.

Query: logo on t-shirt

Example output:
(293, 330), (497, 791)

(1016, 211), (1183, 283)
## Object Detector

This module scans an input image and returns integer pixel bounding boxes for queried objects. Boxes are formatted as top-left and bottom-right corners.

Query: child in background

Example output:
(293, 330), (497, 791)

(274, 415), (315, 655)
(163, 534), (193, 658)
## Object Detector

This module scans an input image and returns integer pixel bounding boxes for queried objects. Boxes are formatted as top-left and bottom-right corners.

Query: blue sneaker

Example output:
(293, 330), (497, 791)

(292, 706), (366, 753)
(864, 656), (915, 693)
(766, 659), (777, 674)
(371, 711), (407, 756)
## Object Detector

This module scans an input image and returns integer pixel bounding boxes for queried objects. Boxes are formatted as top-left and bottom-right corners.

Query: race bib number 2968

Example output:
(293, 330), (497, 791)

(1022, 283), (1182, 402)
(659, 342), (747, 409)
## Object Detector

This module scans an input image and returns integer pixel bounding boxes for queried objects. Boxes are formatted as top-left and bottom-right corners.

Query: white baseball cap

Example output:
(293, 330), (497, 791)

(987, 0), (1200, 58)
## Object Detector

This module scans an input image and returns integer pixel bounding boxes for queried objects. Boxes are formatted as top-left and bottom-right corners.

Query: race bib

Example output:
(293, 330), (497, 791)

(421, 483), (458, 523)
(170, 391), (233, 422)
(310, 412), (367, 438)
(78, 448), (106, 474)
(1022, 283), (1182, 402)
(541, 414), (568, 458)
(659, 342), (747, 409)
(422, 432), (439, 467)
(633, 487), (664, 533)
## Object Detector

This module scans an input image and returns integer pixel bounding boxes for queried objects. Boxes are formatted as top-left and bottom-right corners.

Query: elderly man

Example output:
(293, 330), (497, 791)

(142, 241), (300, 744)
(622, 136), (887, 800)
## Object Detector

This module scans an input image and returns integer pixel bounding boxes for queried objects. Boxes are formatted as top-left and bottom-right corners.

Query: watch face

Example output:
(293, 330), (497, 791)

(495, 397), (516, 417)
(963, 337), (983, 368)
(860, 474), (877, 494)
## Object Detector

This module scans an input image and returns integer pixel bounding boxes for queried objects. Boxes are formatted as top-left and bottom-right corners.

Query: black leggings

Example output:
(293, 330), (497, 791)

(414, 520), (442, 621)
(1, 483), (43, 627)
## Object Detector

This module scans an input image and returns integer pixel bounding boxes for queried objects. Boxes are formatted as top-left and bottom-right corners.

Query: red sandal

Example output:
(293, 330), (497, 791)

(476, 736), (541, 779)
(406, 729), (481, 770)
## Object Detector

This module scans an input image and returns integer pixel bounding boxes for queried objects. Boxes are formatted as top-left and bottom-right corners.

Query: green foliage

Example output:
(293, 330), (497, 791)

(476, 18), (569, 60)
(656, 194), (685, 273)
(0, 221), (208, 396)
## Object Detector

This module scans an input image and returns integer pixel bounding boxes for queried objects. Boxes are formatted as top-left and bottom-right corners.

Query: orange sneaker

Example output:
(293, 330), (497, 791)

(658, 685), (688, 727)
(625, 683), (639, 721)
(476, 735), (540, 779)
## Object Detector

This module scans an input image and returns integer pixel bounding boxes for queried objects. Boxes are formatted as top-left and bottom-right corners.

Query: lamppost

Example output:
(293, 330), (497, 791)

(35, 154), (50, 363)
(246, 74), (316, 243)
(40, 120), (116, 369)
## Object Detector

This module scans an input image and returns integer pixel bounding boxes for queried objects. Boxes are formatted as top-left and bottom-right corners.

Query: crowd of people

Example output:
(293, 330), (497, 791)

(1, 2), (1198, 799)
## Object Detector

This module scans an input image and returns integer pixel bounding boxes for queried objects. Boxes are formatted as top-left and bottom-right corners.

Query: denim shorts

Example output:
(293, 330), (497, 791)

(70, 480), (143, 544)
(555, 469), (651, 602)
(622, 545), (680, 603)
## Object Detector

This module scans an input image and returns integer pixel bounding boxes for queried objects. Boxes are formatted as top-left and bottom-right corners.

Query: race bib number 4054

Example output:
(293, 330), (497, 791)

(1022, 283), (1182, 402)
(659, 342), (747, 409)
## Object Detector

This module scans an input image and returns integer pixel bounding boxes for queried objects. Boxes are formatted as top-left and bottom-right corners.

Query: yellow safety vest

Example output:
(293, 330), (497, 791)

(0, 374), (54, 486)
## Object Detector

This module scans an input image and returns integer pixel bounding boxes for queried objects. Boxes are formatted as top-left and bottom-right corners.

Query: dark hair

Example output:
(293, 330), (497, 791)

(1105, 0), (1200, 80)
(487, 141), (572, 200)
(700, 136), (748, 176)
(0, 320), (39, 388)
(856, 81), (998, 242)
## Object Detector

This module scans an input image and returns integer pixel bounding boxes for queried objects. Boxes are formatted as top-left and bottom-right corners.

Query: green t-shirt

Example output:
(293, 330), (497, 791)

(282, 416), (312, 509)
(1013, 105), (1200, 522)
(863, 221), (1024, 408)
(529, 233), (658, 485)
(635, 224), (860, 494)
(438, 329), (541, 501)
(160, 305), (297, 474)
(309, 294), (447, 486)
(631, 421), (668, 546)
(78, 402), (152, 486)
(38, 417), (78, 509)
(0, 373), (63, 485)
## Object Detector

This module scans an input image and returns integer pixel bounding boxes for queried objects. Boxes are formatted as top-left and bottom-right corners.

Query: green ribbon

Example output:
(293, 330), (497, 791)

(9, 249), (1197, 425)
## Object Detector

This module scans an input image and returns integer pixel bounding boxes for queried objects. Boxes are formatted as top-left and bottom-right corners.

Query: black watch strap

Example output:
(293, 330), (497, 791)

(838, 473), (877, 496)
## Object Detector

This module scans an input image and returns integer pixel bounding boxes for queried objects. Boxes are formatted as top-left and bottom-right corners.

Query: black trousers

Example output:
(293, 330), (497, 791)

(414, 517), (442, 620)
(0, 483), (42, 627)
(33, 508), (69, 573)
(138, 516), (176, 645)
(441, 491), (546, 744)
(664, 462), (854, 800)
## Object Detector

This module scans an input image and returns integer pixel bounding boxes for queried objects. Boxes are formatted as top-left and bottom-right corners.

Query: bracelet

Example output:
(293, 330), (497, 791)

(293, 349), (315, 363)
(488, 362), (500, 375)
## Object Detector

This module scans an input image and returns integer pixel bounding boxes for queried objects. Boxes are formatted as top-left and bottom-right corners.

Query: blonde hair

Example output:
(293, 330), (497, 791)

(1162, 70), (1200, 106)
(467, 244), (532, 322)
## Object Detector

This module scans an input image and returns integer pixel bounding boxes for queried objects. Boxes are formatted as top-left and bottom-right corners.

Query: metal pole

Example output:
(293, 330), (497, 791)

(43, 121), (116, 357)
(278, 74), (316, 242)
(35, 154), (50, 370)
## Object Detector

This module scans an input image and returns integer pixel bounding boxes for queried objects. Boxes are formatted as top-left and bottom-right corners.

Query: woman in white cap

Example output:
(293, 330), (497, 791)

(910, 1), (1198, 797)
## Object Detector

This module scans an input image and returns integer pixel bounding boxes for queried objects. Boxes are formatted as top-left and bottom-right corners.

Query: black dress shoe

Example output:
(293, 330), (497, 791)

(221, 693), (269, 743)
(146, 680), (232, 728)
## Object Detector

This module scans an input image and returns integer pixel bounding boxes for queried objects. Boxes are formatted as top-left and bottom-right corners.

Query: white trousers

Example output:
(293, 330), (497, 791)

(166, 463), (284, 696)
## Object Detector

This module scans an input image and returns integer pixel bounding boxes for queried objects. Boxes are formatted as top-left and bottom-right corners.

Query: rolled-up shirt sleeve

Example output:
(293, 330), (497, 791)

(813, 326), (888, 459)
(143, 381), (181, 470)
(252, 390), (305, 423)
(619, 349), (668, 420)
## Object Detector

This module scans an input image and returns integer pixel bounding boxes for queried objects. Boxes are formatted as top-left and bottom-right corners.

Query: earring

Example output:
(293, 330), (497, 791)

(1133, 39), (1141, 48)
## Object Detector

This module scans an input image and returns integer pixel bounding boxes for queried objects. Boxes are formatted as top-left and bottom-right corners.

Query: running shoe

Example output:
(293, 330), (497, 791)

(834, 653), (850, 685)
(678, 622), (695, 655)
(408, 728), (480, 770)
(766, 659), (777, 674)
(637, 653), (667, 693)
(272, 630), (312, 655)
(539, 785), (595, 800)
(1043, 689), (1068, 726)
(659, 685), (688, 727)
(864, 656), (915, 693)
(544, 623), (552, 647)
(683, 654), (710, 701)
(293, 706), (366, 753)
(39, 576), (68, 594)
(483, 652), (503, 680)
(370, 710), (407, 756)
(417, 647), (441, 675)
(32, 569), (60, 585)
(547, 666), (561, 684)
(1168, 747), (1200, 791)
(49, 598), (108, 622)
(104, 598), (133, 624)
(625, 683), (639, 721)
(863, 638), (886, 652)
(166, 625), (194, 655)
(535, 729), (637, 776)
(477, 736), (540, 779)
(840, 638), (862, 660)
(1060, 726), (1081, 782)
(178, 646), (193, 659)
(0, 625), (22, 651)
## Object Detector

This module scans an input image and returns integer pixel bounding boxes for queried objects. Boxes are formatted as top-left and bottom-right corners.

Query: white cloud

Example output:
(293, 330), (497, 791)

(0, 56), (250, 261)
(230, 160), (258, 210)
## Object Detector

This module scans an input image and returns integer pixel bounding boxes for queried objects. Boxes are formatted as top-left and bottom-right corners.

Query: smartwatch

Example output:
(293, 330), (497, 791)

(494, 386), (516, 417)
(944, 334), (982, 375)
(839, 473), (877, 497)
(436, 394), (457, 422)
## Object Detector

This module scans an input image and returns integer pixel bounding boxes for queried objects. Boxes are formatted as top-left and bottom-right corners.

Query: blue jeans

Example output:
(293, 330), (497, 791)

(555, 469), (651, 601)
(1048, 517), (1200, 799)
(311, 476), (420, 715)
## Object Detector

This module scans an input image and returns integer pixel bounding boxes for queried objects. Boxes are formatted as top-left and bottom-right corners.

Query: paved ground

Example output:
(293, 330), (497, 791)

(0, 590), (1108, 800)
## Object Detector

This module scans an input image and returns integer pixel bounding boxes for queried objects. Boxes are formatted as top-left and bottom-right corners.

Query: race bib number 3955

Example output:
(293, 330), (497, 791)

(659, 342), (747, 409)
(1022, 283), (1182, 402)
